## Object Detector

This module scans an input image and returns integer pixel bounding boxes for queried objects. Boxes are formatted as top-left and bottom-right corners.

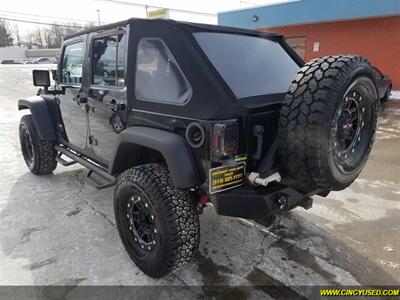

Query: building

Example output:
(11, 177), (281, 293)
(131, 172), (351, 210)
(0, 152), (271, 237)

(218, 0), (400, 89)
(0, 47), (59, 62)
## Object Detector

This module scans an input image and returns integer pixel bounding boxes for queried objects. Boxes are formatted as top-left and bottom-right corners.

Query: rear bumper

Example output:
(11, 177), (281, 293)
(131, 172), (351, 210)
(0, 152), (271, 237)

(210, 182), (312, 221)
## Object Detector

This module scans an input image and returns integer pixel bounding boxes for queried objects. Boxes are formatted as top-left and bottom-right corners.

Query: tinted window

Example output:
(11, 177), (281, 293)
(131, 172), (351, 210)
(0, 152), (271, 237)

(135, 38), (192, 105)
(92, 34), (126, 87)
(62, 41), (84, 85)
(194, 32), (299, 99)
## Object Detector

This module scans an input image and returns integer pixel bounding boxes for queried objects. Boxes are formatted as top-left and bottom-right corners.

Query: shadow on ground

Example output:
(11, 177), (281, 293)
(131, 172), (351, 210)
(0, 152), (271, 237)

(0, 167), (398, 299)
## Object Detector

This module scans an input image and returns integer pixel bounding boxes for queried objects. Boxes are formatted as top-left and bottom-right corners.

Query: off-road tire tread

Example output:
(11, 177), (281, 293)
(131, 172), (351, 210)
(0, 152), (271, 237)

(20, 115), (57, 175)
(278, 55), (377, 193)
(115, 164), (200, 277)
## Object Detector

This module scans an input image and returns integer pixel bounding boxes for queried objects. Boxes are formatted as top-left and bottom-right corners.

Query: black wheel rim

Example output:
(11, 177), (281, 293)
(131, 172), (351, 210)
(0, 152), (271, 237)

(126, 190), (157, 252)
(336, 91), (363, 153)
(20, 124), (34, 168)
(330, 78), (375, 174)
(112, 114), (124, 133)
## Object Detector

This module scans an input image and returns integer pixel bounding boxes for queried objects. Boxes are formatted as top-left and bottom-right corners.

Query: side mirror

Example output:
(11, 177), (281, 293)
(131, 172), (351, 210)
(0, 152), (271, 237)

(32, 70), (50, 87)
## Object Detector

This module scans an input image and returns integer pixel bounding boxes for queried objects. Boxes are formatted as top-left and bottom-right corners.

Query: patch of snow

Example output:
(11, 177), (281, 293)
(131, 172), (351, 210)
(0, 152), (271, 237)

(389, 90), (400, 100)
(383, 245), (395, 252)
(380, 260), (400, 270)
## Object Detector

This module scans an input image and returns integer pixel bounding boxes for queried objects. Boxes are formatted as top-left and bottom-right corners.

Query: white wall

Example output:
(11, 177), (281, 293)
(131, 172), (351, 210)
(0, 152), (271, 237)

(0, 46), (27, 61)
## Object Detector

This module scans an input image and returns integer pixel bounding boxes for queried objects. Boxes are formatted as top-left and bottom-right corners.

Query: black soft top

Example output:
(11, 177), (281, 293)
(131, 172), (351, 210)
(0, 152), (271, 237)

(65, 18), (282, 40)
(64, 18), (298, 120)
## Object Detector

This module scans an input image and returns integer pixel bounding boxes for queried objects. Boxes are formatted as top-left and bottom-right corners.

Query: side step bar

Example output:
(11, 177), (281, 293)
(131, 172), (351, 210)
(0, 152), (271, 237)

(55, 145), (116, 189)
(56, 153), (77, 166)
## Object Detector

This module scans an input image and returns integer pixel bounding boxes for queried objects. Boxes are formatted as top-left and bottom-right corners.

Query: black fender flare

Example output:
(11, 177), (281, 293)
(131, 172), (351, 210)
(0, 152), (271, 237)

(18, 96), (56, 140)
(109, 126), (202, 188)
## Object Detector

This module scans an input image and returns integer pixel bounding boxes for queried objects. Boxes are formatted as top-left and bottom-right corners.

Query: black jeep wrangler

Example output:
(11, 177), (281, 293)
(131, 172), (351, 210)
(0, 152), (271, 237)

(18, 18), (379, 278)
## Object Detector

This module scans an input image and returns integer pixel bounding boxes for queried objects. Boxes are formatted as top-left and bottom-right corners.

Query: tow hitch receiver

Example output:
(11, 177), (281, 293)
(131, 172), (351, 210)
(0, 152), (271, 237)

(248, 172), (281, 187)
(211, 183), (312, 221)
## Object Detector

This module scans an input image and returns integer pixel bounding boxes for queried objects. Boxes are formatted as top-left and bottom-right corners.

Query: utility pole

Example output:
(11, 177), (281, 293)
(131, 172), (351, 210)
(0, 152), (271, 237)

(96, 9), (101, 25)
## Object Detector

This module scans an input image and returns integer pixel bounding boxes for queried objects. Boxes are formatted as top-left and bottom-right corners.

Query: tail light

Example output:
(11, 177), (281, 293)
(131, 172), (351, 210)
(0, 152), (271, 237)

(212, 121), (238, 160)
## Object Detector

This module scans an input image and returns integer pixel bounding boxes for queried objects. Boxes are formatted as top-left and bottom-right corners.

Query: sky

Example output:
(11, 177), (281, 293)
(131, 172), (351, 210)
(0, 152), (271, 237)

(0, 0), (285, 37)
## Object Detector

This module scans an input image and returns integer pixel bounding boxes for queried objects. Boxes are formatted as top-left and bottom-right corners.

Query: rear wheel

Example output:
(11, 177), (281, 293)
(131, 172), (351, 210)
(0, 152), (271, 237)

(19, 115), (57, 175)
(278, 55), (379, 193)
(114, 164), (200, 278)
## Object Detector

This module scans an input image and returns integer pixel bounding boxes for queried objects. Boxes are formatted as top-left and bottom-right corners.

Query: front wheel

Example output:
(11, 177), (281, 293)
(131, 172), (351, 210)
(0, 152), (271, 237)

(114, 164), (200, 278)
(19, 115), (57, 175)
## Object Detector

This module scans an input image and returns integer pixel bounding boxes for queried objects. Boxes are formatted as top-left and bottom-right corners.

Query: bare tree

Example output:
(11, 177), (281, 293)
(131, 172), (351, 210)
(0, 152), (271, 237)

(24, 30), (35, 49)
(13, 24), (22, 47)
(22, 22), (92, 49)
(33, 26), (44, 47)
(0, 20), (13, 47)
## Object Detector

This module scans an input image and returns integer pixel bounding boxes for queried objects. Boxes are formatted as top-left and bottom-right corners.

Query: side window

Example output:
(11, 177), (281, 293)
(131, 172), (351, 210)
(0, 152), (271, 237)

(62, 41), (84, 85)
(135, 38), (192, 105)
(92, 33), (126, 87)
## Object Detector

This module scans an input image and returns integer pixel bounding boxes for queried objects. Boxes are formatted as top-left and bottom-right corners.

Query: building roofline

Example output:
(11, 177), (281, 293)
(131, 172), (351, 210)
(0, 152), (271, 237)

(218, 0), (400, 30)
(218, 0), (299, 14)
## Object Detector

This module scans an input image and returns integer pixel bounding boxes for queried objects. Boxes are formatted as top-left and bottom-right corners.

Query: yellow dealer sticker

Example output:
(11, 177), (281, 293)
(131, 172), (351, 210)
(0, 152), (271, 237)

(209, 162), (245, 194)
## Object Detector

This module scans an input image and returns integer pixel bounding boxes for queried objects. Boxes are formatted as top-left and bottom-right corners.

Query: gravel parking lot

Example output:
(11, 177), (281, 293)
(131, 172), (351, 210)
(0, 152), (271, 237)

(0, 65), (399, 296)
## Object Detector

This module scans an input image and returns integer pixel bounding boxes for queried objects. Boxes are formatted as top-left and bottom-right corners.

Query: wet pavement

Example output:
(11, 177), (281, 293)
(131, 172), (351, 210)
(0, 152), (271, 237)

(0, 65), (399, 296)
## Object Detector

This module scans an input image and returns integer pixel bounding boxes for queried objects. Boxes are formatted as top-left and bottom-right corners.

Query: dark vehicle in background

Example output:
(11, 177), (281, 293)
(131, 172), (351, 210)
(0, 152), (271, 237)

(373, 66), (392, 102)
(0, 59), (22, 64)
(17, 18), (380, 278)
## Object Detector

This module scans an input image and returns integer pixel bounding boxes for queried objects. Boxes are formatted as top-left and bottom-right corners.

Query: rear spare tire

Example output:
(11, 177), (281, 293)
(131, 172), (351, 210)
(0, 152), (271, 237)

(278, 55), (379, 194)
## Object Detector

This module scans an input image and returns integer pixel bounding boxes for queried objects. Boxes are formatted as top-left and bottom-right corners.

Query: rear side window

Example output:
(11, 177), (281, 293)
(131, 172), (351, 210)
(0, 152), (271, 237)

(194, 32), (299, 99)
(62, 41), (84, 85)
(92, 34), (126, 87)
(135, 38), (192, 105)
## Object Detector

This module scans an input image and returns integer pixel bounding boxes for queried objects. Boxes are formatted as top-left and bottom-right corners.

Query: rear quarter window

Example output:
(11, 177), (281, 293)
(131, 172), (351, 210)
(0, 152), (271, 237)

(135, 38), (192, 105)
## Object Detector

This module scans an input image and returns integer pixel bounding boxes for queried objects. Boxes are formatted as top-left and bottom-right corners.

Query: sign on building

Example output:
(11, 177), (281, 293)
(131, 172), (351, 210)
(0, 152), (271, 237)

(147, 8), (169, 19)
